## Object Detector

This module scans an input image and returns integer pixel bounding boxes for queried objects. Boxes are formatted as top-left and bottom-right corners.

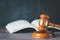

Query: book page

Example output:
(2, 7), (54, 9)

(31, 19), (60, 30)
(6, 20), (37, 33)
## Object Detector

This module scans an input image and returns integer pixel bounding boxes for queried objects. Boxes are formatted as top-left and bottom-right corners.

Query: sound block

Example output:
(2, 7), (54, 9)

(32, 31), (55, 39)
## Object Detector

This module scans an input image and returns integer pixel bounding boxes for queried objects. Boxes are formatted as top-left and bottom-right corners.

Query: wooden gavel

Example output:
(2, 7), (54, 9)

(38, 14), (60, 31)
(32, 13), (60, 39)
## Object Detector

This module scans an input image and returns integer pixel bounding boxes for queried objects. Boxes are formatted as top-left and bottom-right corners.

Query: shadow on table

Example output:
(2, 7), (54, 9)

(14, 28), (60, 33)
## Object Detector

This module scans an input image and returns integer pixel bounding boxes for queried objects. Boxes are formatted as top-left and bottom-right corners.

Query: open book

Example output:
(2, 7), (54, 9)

(6, 19), (60, 33)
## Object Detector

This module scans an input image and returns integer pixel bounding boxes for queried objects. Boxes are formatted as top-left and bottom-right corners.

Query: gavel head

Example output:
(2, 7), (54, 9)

(40, 13), (50, 19)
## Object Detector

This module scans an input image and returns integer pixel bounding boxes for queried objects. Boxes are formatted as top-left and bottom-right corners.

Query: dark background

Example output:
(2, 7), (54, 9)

(0, 0), (60, 29)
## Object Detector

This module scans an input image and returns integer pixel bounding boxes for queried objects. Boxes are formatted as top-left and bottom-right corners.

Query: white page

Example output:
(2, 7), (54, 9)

(6, 20), (38, 33)
(31, 19), (60, 30)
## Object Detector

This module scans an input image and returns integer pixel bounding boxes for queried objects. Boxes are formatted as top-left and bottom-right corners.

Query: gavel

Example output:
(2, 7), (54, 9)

(32, 13), (60, 38)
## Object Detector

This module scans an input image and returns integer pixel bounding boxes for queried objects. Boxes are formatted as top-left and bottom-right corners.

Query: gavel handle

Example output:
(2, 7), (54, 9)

(49, 23), (60, 28)
(54, 24), (60, 28)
